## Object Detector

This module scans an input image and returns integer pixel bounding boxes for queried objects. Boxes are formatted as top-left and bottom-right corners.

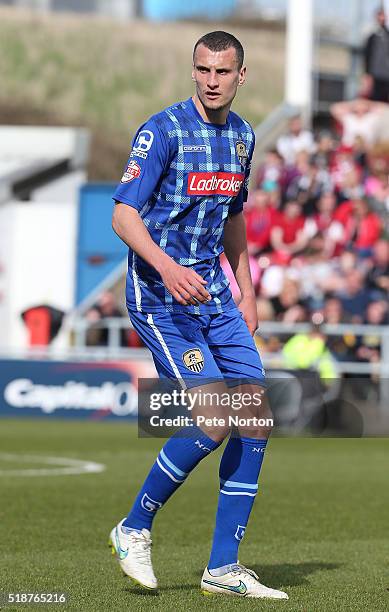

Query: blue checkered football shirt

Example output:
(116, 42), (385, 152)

(113, 97), (255, 314)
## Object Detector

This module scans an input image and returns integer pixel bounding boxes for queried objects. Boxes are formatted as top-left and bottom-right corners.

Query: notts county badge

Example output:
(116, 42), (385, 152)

(236, 141), (248, 168)
(182, 348), (204, 373)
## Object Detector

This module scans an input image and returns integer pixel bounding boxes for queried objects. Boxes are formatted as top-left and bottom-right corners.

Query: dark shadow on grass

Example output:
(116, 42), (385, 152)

(123, 583), (198, 595)
(250, 561), (341, 588)
(192, 561), (340, 588)
(121, 562), (341, 595)
(122, 585), (160, 597)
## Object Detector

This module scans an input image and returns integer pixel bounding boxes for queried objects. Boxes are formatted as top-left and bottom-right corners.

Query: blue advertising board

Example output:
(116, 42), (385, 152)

(0, 359), (155, 420)
(76, 183), (127, 304)
(143, 0), (237, 21)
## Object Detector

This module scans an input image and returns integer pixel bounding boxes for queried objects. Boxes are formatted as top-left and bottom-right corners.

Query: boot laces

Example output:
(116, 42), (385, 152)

(231, 564), (260, 582)
(128, 531), (152, 565)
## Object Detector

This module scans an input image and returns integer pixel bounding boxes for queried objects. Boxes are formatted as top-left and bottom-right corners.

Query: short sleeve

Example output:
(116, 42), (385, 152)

(113, 118), (169, 211)
(229, 132), (255, 216)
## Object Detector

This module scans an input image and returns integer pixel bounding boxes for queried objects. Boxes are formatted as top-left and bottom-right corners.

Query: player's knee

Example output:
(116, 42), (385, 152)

(201, 423), (231, 444)
(239, 406), (274, 439)
(239, 422), (273, 439)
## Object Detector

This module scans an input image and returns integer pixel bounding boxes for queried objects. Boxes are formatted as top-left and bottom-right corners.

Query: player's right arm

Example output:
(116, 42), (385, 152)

(112, 205), (210, 305)
(112, 120), (211, 306)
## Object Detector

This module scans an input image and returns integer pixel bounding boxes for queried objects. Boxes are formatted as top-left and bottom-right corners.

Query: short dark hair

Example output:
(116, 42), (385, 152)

(193, 31), (244, 70)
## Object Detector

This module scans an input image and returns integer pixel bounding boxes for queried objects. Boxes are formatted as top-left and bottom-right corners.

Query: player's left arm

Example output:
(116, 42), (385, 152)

(224, 212), (257, 335)
(223, 131), (257, 335)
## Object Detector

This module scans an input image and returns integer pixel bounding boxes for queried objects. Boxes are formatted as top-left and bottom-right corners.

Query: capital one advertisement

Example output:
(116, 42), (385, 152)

(0, 359), (156, 419)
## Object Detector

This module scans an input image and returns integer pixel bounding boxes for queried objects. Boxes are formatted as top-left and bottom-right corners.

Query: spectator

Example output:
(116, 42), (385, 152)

(269, 278), (308, 323)
(311, 131), (335, 170)
(255, 148), (285, 192)
(245, 189), (281, 255)
(270, 200), (310, 264)
(354, 300), (388, 385)
(364, 299), (389, 326)
(335, 269), (371, 322)
(260, 263), (288, 298)
(362, 7), (389, 102)
(256, 297), (275, 322)
(334, 198), (382, 256)
(85, 291), (128, 347)
(284, 153), (331, 214)
(321, 295), (355, 361)
(365, 171), (389, 223)
(366, 239), (389, 293)
(276, 114), (315, 165)
(330, 98), (386, 149)
(282, 322), (337, 383)
(321, 250), (360, 293)
(365, 170), (388, 200)
(330, 145), (363, 197)
(322, 295), (346, 325)
(292, 234), (336, 308)
(309, 191), (344, 256)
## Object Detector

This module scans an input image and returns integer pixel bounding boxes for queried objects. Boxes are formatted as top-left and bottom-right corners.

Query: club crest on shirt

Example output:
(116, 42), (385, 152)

(182, 348), (204, 373)
(236, 141), (248, 168)
(121, 160), (141, 183)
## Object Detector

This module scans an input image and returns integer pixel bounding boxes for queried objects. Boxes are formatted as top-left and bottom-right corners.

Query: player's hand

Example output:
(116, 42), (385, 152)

(159, 260), (211, 305)
(239, 294), (258, 336)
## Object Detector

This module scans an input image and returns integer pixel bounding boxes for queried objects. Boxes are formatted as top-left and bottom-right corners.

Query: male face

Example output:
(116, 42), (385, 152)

(284, 201), (301, 219)
(192, 43), (246, 113)
(374, 240), (389, 264)
(324, 298), (343, 324)
(289, 116), (302, 135)
(377, 9), (386, 27)
(319, 192), (335, 213)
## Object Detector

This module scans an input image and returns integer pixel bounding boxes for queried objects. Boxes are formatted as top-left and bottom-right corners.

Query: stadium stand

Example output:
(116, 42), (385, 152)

(231, 107), (388, 379)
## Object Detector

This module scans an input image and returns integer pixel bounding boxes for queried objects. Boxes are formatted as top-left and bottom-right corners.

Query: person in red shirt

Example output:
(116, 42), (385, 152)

(270, 200), (309, 264)
(334, 198), (382, 256)
(310, 191), (345, 256)
(245, 189), (281, 255)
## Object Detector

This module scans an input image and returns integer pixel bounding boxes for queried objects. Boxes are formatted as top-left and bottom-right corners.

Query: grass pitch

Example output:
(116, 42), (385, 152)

(0, 419), (388, 612)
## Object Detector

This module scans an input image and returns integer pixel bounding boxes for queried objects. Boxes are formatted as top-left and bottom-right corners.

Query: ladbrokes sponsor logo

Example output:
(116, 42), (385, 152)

(187, 172), (244, 196)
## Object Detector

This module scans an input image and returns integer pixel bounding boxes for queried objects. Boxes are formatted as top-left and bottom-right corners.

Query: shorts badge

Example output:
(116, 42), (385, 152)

(182, 348), (204, 373)
(236, 141), (248, 168)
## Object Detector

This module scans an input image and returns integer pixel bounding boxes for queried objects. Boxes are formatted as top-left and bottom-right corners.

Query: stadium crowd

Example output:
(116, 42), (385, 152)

(220, 107), (389, 368)
(86, 106), (389, 378)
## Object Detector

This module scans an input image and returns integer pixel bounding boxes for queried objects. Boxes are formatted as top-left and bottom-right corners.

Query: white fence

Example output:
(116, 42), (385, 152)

(62, 317), (389, 408)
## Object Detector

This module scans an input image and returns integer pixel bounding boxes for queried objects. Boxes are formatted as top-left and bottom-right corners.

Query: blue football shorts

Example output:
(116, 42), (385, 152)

(128, 307), (266, 389)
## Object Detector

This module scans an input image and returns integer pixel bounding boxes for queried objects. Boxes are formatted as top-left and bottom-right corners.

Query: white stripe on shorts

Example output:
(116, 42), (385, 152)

(146, 313), (186, 389)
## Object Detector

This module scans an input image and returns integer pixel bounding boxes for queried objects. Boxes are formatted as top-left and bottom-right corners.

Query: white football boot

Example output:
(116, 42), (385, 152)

(108, 518), (157, 590)
(201, 564), (288, 599)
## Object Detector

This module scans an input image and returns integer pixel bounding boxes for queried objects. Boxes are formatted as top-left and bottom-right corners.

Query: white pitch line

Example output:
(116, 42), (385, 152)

(0, 453), (106, 477)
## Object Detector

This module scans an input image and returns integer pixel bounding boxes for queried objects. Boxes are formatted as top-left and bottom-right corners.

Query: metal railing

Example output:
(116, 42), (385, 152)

(64, 317), (389, 407)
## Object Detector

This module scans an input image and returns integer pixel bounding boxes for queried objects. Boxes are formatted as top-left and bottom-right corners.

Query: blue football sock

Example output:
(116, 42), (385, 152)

(208, 436), (268, 570)
(124, 425), (220, 531)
